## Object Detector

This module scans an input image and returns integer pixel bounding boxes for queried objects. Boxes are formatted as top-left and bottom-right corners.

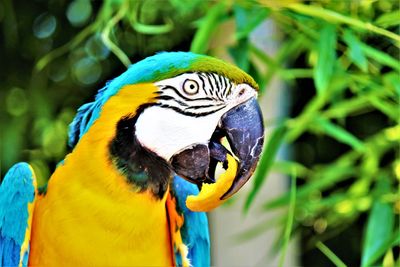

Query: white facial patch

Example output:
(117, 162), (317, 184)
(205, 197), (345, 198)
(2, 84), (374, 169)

(135, 72), (258, 161)
(135, 106), (226, 161)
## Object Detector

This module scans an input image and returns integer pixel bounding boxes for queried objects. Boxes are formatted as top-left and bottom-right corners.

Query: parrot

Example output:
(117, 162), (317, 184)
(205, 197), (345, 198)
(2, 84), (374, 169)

(0, 51), (264, 266)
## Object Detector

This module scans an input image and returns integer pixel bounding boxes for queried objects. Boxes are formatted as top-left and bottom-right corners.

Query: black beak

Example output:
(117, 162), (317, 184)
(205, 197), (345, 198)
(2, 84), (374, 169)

(170, 97), (264, 199)
(218, 98), (264, 199)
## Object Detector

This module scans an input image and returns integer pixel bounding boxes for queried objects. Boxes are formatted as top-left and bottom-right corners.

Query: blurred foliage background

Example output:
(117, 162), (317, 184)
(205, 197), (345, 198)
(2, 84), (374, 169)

(0, 0), (399, 266)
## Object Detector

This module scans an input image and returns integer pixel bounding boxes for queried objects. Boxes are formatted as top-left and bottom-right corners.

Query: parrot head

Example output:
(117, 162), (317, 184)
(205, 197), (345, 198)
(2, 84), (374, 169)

(69, 52), (264, 200)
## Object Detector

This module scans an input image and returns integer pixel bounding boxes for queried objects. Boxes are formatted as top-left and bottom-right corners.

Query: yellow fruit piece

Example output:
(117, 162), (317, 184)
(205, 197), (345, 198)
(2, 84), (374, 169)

(186, 154), (238, 212)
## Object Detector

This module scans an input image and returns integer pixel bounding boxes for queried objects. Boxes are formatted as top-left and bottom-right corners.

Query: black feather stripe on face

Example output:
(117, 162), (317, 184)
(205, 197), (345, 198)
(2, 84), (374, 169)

(108, 106), (171, 199)
(154, 72), (239, 118)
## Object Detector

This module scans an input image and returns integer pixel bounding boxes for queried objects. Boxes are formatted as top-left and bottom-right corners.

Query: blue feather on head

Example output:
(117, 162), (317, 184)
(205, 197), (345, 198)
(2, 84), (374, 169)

(68, 52), (198, 147)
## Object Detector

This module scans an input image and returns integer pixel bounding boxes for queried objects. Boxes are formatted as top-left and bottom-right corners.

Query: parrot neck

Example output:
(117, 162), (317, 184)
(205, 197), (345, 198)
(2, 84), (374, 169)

(109, 113), (172, 199)
(31, 147), (174, 265)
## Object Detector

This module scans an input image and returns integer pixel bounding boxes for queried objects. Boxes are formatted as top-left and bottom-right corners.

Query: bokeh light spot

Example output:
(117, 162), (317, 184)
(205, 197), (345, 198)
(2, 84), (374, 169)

(356, 197), (371, 212)
(48, 63), (69, 82)
(6, 87), (29, 116)
(33, 13), (57, 39)
(67, 0), (92, 27)
(72, 57), (101, 85)
(335, 200), (354, 214)
(85, 35), (110, 60)
(42, 120), (67, 158)
(313, 218), (327, 233)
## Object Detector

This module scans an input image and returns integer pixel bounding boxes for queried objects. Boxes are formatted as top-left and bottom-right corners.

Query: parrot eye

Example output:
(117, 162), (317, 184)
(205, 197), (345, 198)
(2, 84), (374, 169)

(183, 79), (199, 95)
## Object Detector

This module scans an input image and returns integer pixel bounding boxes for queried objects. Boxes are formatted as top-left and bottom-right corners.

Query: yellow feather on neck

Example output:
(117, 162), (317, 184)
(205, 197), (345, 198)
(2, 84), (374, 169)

(30, 83), (174, 266)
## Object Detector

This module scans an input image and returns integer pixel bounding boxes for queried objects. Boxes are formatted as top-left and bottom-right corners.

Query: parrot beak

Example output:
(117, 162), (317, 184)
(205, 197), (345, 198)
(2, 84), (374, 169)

(170, 97), (264, 199)
(217, 98), (264, 199)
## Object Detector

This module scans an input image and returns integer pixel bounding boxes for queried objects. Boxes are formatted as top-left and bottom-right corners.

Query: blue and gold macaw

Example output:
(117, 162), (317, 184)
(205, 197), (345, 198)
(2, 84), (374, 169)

(0, 52), (264, 266)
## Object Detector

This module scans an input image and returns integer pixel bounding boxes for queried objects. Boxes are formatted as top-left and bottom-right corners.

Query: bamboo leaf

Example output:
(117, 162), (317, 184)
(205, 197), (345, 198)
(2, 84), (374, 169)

(391, 230), (400, 246)
(286, 3), (400, 43)
(280, 68), (314, 79)
(248, 61), (266, 93)
(302, 193), (349, 213)
(360, 42), (400, 72)
(272, 160), (310, 177)
(263, 165), (355, 209)
(324, 88), (392, 119)
(316, 241), (347, 267)
(375, 10), (400, 28)
(190, 1), (226, 54)
(244, 124), (287, 212)
(343, 29), (368, 72)
(382, 249), (394, 267)
(233, 4), (270, 40)
(279, 172), (296, 267)
(314, 22), (337, 94)
(229, 39), (250, 72)
(368, 98), (399, 121)
(314, 117), (365, 152)
(324, 97), (370, 119)
(361, 176), (395, 267)
(384, 72), (400, 96)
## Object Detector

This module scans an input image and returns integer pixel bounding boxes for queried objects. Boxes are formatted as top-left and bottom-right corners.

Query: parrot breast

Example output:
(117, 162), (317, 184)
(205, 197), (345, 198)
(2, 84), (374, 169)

(29, 83), (175, 266)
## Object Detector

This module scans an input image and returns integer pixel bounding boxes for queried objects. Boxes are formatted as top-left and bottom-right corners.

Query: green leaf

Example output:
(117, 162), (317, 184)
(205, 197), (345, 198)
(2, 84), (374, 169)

(279, 172), (297, 267)
(244, 124), (287, 212)
(302, 193), (349, 213)
(251, 63), (267, 92)
(314, 22), (337, 94)
(190, 1), (226, 54)
(263, 165), (355, 209)
(314, 117), (365, 152)
(375, 10), (400, 28)
(233, 4), (270, 40)
(391, 230), (400, 246)
(368, 98), (399, 121)
(316, 241), (347, 267)
(228, 39), (250, 72)
(360, 42), (400, 72)
(383, 72), (400, 96)
(361, 176), (395, 267)
(382, 248), (394, 267)
(131, 18), (174, 35)
(249, 44), (279, 92)
(272, 160), (311, 177)
(287, 3), (400, 42)
(324, 96), (370, 119)
(343, 29), (368, 72)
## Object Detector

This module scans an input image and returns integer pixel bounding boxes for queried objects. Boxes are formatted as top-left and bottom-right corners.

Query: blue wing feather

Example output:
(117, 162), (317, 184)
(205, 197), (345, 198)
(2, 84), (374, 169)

(172, 176), (210, 267)
(0, 163), (36, 267)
